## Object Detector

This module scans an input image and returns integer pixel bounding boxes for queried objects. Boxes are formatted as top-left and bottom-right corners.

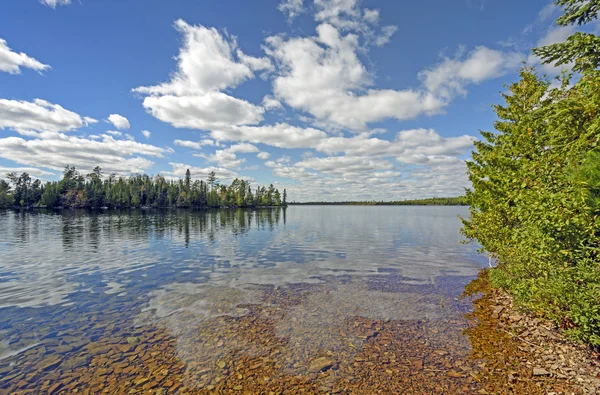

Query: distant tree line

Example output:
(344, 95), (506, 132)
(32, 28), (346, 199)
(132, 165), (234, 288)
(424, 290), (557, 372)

(289, 196), (467, 206)
(0, 166), (287, 209)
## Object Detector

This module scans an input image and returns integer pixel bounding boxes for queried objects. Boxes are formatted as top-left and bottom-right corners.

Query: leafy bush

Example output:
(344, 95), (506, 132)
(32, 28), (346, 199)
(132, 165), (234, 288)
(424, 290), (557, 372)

(462, 0), (600, 345)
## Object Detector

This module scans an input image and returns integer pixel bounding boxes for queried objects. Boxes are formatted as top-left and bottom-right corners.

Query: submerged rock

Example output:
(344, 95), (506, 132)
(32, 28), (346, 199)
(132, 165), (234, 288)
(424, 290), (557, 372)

(533, 367), (550, 376)
(308, 356), (336, 373)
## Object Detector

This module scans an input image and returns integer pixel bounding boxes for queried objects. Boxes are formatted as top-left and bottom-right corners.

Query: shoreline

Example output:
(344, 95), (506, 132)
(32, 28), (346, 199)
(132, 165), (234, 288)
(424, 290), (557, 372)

(465, 270), (600, 394)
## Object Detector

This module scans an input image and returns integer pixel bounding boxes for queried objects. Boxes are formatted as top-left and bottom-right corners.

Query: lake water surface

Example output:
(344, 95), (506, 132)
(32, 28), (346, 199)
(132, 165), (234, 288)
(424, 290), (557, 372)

(0, 206), (489, 393)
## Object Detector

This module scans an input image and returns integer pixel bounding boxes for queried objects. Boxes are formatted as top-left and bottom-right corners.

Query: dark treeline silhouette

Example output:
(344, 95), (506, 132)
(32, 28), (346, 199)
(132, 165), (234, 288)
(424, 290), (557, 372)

(0, 166), (287, 209)
(289, 196), (467, 206)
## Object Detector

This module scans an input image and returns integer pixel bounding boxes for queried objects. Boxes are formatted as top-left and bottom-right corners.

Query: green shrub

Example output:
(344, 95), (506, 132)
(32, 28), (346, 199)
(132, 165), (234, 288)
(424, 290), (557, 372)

(462, 67), (600, 344)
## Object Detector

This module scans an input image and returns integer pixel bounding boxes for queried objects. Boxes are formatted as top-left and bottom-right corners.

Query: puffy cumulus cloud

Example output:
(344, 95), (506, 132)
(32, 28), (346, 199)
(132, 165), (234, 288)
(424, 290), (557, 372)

(315, 128), (476, 163)
(163, 162), (251, 183)
(226, 142), (260, 153)
(141, 130), (151, 139)
(0, 98), (89, 135)
(40, 0), (71, 8)
(106, 114), (130, 130)
(296, 155), (397, 177)
(314, 0), (382, 32)
(197, 143), (259, 169)
(278, 0), (305, 20)
(265, 0), (521, 132)
(313, 0), (397, 46)
(399, 161), (470, 197)
(0, 38), (50, 75)
(265, 155), (402, 195)
(419, 46), (524, 100)
(257, 152), (271, 160)
(261, 128), (476, 201)
(271, 158), (470, 201)
(135, 20), (269, 96)
(0, 132), (165, 175)
(173, 139), (215, 150)
(262, 95), (284, 110)
(133, 20), (270, 131)
(265, 24), (445, 130)
(210, 123), (327, 149)
(140, 92), (264, 130)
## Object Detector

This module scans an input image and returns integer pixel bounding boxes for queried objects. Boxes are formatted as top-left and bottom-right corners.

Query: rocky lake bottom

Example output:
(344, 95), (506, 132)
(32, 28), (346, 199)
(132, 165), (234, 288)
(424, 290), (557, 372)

(0, 207), (598, 394)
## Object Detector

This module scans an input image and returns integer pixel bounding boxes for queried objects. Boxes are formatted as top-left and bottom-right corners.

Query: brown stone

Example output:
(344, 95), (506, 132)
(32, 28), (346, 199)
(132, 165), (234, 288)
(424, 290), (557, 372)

(47, 382), (63, 393)
(532, 367), (550, 376)
(412, 359), (423, 370)
(308, 357), (336, 373)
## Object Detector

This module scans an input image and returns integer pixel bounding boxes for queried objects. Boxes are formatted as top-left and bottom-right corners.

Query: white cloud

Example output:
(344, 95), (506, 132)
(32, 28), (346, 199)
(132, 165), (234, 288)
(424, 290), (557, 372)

(173, 139), (215, 150)
(315, 128), (476, 162)
(40, 0), (71, 8)
(106, 114), (130, 130)
(0, 38), (50, 75)
(374, 25), (397, 47)
(141, 130), (151, 139)
(0, 98), (88, 135)
(278, 0), (305, 20)
(262, 95), (284, 110)
(537, 3), (557, 22)
(296, 155), (395, 175)
(363, 8), (379, 24)
(174, 140), (203, 150)
(106, 130), (122, 137)
(123, 2), (509, 199)
(419, 46), (524, 100)
(0, 167), (55, 178)
(198, 143), (259, 169)
(135, 20), (259, 95)
(140, 92), (264, 130)
(227, 142), (260, 153)
(260, 127), (476, 200)
(210, 123), (327, 149)
(236, 50), (274, 72)
(270, 156), (471, 201)
(265, 24), (446, 130)
(0, 132), (165, 175)
(163, 162), (250, 183)
(133, 20), (268, 131)
(83, 116), (98, 125)
(314, 0), (363, 30)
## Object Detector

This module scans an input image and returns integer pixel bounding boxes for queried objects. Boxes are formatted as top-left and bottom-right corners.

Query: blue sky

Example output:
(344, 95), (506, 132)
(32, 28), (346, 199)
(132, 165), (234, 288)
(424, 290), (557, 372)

(0, 0), (574, 200)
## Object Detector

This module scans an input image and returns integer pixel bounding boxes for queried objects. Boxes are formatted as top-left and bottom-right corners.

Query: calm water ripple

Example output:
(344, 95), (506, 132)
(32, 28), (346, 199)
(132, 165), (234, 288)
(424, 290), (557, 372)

(0, 206), (488, 393)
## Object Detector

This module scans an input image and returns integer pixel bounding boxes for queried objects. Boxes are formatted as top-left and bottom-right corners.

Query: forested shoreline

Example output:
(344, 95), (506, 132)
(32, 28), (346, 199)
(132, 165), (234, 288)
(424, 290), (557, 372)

(0, 166), (286, 209)
(462, 0), (600, 346)
(290, 196), (467, 206)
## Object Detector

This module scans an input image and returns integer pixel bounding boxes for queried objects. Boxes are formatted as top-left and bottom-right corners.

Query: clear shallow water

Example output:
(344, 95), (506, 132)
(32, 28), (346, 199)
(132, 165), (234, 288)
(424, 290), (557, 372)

(0, 206), (488, 393)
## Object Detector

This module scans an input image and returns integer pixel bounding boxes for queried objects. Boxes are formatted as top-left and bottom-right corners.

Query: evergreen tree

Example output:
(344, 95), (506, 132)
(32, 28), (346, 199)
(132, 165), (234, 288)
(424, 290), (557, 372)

(1, 167), (286, 210)
(0, 179), (14, 208)
(463, 0), (600, 345)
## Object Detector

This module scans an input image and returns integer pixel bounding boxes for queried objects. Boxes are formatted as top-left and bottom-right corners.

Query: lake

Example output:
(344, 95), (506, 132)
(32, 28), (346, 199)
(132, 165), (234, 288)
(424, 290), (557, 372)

(0, 206), (489, 393)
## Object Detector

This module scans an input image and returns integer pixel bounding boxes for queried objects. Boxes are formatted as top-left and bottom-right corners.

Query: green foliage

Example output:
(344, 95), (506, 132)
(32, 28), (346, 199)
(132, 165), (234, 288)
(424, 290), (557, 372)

(463, 1), (600, 344)
(554, 0), (600, 26)
(0, 179), (14, 208)
(533, 1), (600, 72)
(1, 167), (286, 210)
